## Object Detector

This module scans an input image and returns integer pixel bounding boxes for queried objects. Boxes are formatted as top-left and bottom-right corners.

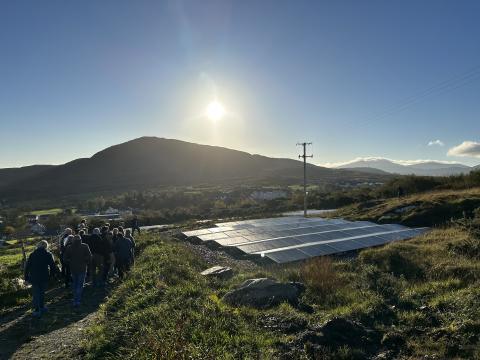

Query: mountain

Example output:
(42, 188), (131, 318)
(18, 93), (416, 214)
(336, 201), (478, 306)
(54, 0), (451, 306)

(336, 158), (472, 176)
(0, 165), (55, 188)
(0, 137), (387, 201)
(341, 167), (390, 175)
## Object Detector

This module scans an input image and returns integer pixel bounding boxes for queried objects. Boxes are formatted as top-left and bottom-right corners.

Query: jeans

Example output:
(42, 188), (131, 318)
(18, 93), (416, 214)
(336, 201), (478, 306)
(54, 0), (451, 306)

(32, 282), (47, 311)
(71, 272), (86, 305)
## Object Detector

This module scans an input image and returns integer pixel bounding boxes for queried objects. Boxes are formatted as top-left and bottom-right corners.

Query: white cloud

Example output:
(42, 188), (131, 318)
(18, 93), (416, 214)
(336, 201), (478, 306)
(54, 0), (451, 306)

(447, 141), (480, 158)
(428, 139), (444, 147)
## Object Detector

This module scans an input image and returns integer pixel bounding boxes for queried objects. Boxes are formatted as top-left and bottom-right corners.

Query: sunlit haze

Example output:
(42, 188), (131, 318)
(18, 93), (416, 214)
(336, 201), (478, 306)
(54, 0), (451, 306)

(206, 100), (226, 121)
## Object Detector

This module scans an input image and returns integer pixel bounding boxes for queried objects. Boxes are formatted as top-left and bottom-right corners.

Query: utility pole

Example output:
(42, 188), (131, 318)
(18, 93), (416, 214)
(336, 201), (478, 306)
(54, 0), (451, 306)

(297, 142), (313, 217)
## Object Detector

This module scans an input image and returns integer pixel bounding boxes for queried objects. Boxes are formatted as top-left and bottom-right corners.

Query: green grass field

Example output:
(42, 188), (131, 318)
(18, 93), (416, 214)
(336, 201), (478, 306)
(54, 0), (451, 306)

(28, 208), (65, 216)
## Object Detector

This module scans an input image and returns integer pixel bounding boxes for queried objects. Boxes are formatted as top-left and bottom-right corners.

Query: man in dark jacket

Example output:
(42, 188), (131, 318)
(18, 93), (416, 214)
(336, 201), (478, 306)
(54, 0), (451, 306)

(24, 240), (59, 317)
(89, 228), (109, 286)
(113, 230), (134, 279)
(64, 235), (92, 306)
(101, 226), (113, 282)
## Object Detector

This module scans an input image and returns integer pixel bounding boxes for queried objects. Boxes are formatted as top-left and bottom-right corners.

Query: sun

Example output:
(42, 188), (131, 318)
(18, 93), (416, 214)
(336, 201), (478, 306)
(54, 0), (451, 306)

(206, 100), (226, 121)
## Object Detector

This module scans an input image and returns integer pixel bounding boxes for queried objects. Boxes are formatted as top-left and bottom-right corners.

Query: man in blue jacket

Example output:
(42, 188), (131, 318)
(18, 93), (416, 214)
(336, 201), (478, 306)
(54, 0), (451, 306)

(24, 240), (59, 317)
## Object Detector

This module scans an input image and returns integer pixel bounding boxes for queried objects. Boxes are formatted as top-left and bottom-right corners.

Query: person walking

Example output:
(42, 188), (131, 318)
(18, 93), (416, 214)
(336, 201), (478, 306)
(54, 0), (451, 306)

(124, 229), (136, 264)
(24, 240), (59, 317)
(78, 219), (88, 232)
(101, 226), (113, 283)
(113, 230), (134, 279)
(89, 228), (109, 286)
(61, 234), (74, 288)
(64, 235), (92, 307)
(131, 216), (141, 235)
(59, 228), (73, 288)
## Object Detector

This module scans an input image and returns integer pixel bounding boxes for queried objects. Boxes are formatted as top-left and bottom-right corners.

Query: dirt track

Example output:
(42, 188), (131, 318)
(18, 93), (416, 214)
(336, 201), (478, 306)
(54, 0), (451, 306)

(0, 282), (113, 360)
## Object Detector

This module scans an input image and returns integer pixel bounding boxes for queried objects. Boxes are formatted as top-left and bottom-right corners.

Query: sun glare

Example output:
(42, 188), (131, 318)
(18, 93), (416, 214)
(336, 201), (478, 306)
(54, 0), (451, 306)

(206, 100), (226, 121)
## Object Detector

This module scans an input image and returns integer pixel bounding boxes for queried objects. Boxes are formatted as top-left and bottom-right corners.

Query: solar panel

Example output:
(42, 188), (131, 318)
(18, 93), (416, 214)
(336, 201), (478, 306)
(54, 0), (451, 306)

(181, 216), (429, 264)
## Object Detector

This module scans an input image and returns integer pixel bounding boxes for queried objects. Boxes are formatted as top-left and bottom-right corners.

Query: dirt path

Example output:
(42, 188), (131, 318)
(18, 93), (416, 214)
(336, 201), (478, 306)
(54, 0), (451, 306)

(0, 282), (114, 360)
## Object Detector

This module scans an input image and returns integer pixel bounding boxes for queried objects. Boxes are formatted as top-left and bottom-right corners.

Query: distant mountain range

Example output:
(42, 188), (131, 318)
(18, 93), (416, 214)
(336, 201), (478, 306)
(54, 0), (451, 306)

(335, 158), (479, 176)
(0, 137), (387, 202)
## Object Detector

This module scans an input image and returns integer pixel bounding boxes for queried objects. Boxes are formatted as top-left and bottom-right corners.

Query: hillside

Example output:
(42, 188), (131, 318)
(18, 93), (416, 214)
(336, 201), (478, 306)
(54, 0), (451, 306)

(329, 187), (480, 227)
(0, 165), (55, 188)
(0, 137), (388, 201)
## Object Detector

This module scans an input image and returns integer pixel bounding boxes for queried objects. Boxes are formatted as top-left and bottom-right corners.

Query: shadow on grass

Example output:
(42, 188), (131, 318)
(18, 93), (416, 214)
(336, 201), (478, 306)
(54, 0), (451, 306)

(0, 281), (113, 359)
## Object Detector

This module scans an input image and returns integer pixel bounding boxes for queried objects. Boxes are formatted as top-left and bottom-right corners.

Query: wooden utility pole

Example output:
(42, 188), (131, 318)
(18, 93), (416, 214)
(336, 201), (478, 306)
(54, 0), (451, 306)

(297, 142), (313, 217)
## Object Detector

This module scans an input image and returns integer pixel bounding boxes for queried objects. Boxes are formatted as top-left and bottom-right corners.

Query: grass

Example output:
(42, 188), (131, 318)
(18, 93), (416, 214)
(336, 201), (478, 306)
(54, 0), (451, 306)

(28, 208), (64, 216)
(0, 237), (40, 313)
(79, 223), (478, 359)
(81, 218), (480, 359)
(82, 233), (284, 359)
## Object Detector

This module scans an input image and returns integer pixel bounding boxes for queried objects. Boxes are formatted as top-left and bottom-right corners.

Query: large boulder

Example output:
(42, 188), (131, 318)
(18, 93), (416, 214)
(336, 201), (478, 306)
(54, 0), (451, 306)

(200, 266), (233, 280)
(223, 278), (304, 309)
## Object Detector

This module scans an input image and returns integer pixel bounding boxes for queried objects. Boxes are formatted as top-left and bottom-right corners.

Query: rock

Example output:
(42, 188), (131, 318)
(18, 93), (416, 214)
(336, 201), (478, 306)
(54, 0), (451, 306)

(222, 278), (305, 309)
(297, 317), (379, 350)
(373, 351), (397, 360)
(394, 205), (416, 214)
(200, 266), (233, 279)
(13, 278), (31, 290)
(381, 331), (406, 349)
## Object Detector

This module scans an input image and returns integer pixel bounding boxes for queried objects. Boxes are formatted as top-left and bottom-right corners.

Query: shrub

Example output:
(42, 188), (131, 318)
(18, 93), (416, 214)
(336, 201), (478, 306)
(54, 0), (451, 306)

(300, 257), (341, 301)
(359, 245), (425, 280)
(3, 226), (15, 237)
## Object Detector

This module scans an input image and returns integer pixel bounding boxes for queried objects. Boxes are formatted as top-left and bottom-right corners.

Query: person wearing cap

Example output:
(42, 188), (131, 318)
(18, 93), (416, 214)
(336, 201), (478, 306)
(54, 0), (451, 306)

(24, 240), (59, 317)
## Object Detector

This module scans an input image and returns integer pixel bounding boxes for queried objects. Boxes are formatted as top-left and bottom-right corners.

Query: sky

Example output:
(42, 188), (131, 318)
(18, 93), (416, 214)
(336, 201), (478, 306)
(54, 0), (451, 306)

(1, 0), (480, 168)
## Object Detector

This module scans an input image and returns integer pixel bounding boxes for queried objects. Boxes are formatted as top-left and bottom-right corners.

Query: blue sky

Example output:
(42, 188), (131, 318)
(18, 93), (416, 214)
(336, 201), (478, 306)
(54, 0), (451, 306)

(1, 0), (480, 168)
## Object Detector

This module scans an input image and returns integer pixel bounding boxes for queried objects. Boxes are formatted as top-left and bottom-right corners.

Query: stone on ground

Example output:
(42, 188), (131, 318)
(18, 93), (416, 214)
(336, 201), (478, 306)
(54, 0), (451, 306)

(200, 265), (233, 279)
(223, 278), (304, 309)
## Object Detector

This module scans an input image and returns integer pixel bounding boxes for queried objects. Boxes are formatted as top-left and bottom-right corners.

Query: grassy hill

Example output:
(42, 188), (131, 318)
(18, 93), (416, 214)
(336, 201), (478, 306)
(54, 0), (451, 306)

(330, 187), (480, 227)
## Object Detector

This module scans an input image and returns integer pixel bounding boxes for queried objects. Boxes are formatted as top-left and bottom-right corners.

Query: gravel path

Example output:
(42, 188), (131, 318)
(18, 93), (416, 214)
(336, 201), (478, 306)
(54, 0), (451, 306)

(182, 240), (261, 273)
(0, 282), (114, 360)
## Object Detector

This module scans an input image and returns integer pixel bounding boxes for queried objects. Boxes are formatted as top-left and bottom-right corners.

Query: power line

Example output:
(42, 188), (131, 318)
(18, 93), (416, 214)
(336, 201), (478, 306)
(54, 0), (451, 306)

(368, 65), (480, 123)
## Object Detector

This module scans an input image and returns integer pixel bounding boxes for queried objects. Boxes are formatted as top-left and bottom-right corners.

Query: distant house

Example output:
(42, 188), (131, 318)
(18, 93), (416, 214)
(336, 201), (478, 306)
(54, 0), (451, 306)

(31, 222), (46, 235)
(104, 207), (119, 215)
(250, 190), (288, 201)
(25, 214), (39, 224)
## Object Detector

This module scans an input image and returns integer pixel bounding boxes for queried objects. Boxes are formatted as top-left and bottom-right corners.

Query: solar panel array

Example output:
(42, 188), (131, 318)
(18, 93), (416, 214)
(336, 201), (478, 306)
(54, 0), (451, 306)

(182, 216), (428, 264)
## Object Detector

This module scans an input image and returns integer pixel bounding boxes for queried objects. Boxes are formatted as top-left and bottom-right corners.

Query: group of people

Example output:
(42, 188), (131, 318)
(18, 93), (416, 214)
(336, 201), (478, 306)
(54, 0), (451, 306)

(24, 219), (138, 317)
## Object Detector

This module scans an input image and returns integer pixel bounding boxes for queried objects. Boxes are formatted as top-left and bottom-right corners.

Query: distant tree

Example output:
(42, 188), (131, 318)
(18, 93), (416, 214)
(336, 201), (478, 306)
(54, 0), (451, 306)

(4, 225), (15, 237)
